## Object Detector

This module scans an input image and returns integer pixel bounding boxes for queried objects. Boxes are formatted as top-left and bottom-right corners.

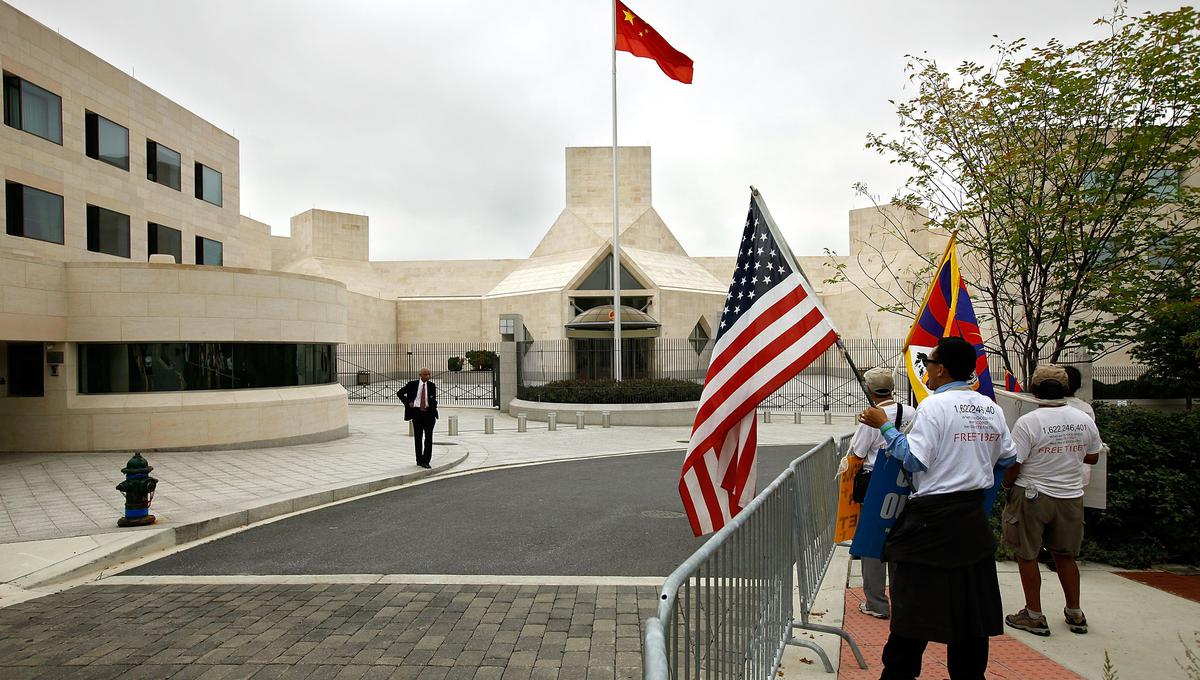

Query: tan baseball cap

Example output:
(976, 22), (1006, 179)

(1030, 364), (1069, 388)
(864, 367), (895, 396)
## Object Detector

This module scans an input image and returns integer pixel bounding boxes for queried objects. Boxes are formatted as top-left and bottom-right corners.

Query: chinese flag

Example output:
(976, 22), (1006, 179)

(615, 1), (693, 84)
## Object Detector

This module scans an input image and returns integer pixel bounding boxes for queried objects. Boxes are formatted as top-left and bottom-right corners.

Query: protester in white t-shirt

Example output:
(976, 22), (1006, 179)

(858, 337), (1018, 679)
(848, 367), (915, 620)
(1002, 365), (1103, 638)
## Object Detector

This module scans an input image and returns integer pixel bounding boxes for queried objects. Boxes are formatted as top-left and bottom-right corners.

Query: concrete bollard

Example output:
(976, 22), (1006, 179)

(824, 410), (832, 425)
(548, 412), (557, 431)
(447, 415), (459, 436)
(762, 410), (772, 424)
(517, 413), (527, 432)
(575, 412), (585, 429)
(408, 420), (414, 437)
(484, 415), (494, 434)
(602, 411), (611, 428)
(793, 411), (803, 425)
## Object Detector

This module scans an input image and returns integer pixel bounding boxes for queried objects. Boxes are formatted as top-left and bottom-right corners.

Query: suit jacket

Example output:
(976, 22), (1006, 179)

(398, 379), (438, 421)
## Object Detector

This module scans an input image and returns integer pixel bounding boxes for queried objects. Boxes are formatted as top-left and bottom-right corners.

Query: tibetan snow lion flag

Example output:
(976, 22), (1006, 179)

(903, 234), (995, 404)
(679, 190), (838, 536)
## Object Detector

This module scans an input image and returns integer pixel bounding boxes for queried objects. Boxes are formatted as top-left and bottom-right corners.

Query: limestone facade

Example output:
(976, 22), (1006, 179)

(0, 1), (348, 452)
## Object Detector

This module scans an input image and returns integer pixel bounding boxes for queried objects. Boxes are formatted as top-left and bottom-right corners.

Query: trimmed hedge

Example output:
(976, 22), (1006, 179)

(1079, 404), (1200, 567)
(520, 378), (703, 404)
(1093, 376), (1191, 400)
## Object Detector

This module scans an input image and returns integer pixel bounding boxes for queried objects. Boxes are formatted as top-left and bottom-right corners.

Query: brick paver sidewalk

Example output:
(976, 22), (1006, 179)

(0, 582), (657, 679)
(837, 587), (1085, 680)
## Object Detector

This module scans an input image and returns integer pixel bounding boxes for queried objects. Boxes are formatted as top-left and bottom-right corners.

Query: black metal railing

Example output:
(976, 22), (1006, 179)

(338, 343), (500, 407)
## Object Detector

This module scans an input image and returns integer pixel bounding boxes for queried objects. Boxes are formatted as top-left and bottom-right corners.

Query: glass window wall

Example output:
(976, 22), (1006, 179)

(78, 343), (336, 394)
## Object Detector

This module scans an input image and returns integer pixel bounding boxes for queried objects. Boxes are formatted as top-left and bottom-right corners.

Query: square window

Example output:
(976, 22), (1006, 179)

(147, 222), (182, 263)
(3, 73), (62, 144)
(146, 140), (182, 190)
(86, 205), (131, 258)
(5, 181), (64, 244)
(194, 162), (223, 206)
(85, 112), (129, 170)
(196, 236), (223, 266)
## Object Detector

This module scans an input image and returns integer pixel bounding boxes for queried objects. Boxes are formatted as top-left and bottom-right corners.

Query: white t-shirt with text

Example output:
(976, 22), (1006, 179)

(850, 402), (916, 471)
(1012, 405), (1103, 499)
(906, 388), (1017, 498)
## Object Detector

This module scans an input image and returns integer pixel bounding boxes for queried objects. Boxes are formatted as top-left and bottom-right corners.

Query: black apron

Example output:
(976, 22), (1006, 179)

(881, 489), (1003, 643)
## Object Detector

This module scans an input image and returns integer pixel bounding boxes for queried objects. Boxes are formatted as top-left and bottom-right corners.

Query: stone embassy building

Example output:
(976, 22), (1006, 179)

(0, 1), (939, 452)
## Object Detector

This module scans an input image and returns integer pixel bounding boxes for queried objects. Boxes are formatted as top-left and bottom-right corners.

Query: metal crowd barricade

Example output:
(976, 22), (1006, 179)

(789, 434), (865, 672)
(643, 438), (866, 680)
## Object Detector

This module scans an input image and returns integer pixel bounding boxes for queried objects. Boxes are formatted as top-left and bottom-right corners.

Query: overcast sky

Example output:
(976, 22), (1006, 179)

(9, 0), (1184, 261)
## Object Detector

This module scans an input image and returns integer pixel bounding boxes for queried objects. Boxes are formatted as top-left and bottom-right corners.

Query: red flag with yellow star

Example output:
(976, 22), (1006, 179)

(615, 1), (693, 84)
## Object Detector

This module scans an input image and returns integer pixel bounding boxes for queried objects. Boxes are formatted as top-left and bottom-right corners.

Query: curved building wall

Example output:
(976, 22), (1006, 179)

(0, 261), (351, 452)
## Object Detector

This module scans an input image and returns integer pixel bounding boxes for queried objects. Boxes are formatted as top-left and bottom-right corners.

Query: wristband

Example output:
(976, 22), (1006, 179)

(880, 422), (896, 435)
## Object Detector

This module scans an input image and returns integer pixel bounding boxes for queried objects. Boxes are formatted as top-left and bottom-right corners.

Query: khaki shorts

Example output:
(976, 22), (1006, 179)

(1002, 488), (1085, 560)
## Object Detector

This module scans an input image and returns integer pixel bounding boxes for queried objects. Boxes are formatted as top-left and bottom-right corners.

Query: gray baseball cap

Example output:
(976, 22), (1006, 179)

(864, 367), (895, 396)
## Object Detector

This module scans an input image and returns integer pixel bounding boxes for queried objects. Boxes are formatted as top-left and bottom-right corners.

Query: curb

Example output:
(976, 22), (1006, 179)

(11, 448), (472, 591)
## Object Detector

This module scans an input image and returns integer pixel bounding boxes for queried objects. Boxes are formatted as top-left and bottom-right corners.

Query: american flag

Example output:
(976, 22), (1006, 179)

(679, 191), (839, 536)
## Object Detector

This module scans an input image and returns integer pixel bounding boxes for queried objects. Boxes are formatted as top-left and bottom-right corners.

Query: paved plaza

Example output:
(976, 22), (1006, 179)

(1, 406), (1198, 679)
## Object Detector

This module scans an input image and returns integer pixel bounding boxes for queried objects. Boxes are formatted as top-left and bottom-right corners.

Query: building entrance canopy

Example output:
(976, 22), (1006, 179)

(564, 305), (661, 339)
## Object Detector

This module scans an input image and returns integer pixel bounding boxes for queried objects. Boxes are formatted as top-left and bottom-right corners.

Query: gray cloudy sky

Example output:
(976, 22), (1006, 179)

(9, 0), (1183, 261)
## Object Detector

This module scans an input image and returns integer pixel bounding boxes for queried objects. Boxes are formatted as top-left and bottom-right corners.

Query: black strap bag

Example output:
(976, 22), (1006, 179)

(852, 403), (903, 504)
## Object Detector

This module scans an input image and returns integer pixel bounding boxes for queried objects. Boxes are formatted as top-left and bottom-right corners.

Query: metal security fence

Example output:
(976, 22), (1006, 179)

(518, 338), (714, 386)
(643, 438), (866, 680)
(337, 343), (500, 407)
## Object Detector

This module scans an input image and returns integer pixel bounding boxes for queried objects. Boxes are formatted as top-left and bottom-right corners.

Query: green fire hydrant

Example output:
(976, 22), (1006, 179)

(116, 453), (158, 527)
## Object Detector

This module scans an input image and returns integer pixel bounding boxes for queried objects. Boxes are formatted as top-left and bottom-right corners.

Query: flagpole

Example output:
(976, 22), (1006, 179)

(611, 0), (622, 381)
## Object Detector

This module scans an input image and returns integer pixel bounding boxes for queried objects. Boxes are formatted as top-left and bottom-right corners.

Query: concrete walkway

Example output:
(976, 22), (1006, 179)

(0, 405), (852, 600)
(2, 405), (1196, 679)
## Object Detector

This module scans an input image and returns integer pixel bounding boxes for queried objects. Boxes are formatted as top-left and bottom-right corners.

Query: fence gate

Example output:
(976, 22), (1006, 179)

(337, 343), (500, 407)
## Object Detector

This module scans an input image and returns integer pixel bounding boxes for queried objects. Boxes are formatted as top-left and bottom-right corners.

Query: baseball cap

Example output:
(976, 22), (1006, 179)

(864, 367), (895, 396)
(1030, 364), (1068, 388)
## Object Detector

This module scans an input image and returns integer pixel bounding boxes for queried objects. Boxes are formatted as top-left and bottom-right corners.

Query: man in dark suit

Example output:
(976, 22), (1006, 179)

(398, 367), (438, 468)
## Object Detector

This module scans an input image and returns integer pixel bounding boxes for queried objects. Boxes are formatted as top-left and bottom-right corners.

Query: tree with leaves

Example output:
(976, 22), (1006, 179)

(1131, 298), (1200, 408)
(838, 6), (1200, 383)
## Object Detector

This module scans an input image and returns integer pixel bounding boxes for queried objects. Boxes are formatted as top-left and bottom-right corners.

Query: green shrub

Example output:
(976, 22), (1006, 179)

(520, 378), (703, 404)
(466, 350), (498, 371)
(447, 356), (463, 372)
(1078, 404), (1200, 567)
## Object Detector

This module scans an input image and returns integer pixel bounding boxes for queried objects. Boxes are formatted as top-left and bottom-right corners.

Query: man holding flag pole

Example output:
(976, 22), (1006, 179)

(856, 235), (1019, 680)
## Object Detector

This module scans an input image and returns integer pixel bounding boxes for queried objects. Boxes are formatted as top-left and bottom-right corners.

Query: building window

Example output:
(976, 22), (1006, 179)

(689, 320), (711, 354)
(3, 73), (62, 144)
(85, 112), (129, 170)
(5, 182), (64, 244)
(78, 343), (337, 393)
(86, 205), (131, 258)
(577, 254), (645, 290)
(7, 342), (45, 397)
(195, 236), (223, 266)
(194, 162), (222, 206)
(147, 222), (182, 263)
(146, 140), (181, 190)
